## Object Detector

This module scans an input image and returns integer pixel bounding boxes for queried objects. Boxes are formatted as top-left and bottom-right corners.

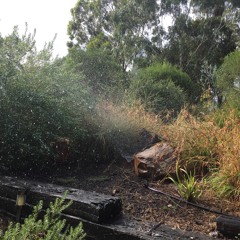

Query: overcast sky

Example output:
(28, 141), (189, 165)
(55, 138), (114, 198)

(0, 0), (77, 57)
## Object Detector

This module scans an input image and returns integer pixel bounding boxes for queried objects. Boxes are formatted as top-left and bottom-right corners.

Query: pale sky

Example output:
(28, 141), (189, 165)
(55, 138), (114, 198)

(0, 0), (77, 57)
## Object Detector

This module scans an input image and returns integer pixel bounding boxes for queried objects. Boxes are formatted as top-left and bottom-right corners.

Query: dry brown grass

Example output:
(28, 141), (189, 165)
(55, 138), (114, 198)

(210, 110), (240, 199)
(160, 110), (218, 168)
(94, 100), (240, 199)
(159, 109), (240, 199)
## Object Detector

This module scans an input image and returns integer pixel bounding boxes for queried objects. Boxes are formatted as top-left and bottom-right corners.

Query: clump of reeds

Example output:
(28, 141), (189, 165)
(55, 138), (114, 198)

(161, 109), (240, 200)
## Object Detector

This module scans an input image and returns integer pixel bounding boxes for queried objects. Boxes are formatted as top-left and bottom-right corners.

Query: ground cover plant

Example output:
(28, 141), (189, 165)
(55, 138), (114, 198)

(0, 194), (85, 240)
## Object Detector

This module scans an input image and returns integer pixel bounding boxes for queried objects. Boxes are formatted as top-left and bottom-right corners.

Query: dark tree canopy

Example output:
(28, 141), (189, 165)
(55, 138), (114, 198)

(68, 0), (160, 71)
(67, 0), (240, 92)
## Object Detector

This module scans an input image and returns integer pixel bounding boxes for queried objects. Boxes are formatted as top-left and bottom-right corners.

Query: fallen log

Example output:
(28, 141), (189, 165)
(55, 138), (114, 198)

(216, 215), (240, 237)
(0, 176), (122, 223)
(134, 142), (177, 179)
(0, 176), (213, 240)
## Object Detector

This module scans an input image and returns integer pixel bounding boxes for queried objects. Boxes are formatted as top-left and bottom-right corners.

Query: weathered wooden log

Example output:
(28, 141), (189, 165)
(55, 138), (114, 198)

(0, 195), (213, 240)
(134, 142), (177, 180)
(62, 214), (213, 240)
(216, 215), (240, 237)
(0, 176), (213, 240)
(0, 176), (122, 223)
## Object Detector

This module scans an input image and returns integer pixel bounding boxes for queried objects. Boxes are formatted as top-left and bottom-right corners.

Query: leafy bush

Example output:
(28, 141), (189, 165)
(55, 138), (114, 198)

(0, 194), (85, 240)
(0, 27), (93, 173)
(67, 47), (127, 100)
(216, 49), (240, 109)
(129, 63), (188, 114)
(132, 62), (197, 101)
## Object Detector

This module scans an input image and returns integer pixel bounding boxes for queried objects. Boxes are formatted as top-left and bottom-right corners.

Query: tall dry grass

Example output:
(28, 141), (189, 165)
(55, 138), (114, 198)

(160, 110), (218, 169)
(93, 99), (240, 199)
(160, 109), (240, 199)
(210, 110), (240, 199)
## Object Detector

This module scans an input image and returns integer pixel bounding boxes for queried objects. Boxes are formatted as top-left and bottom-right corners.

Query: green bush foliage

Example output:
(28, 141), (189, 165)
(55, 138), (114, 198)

(136, 62), (197, 100)
(0, 27), (93, 172)
(0, 194), (85, 240)
(216, 49), (240, 109)
(67, 47), (127, 100)
(128, 63), (192, 114)
(132, 78), (186, 114)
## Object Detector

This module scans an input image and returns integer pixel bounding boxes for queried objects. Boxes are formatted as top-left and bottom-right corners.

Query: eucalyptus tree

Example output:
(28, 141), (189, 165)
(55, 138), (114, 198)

(68, 0), (162, 71)
(68, 0), (240, 101)
(161, 0), (239, 90)
(191, 0), (240, 17)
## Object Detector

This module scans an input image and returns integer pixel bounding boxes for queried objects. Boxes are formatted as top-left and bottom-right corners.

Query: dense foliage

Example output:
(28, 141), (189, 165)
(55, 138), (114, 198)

(216, 50), (240, 109)
(67, 47), (127, 99)
(0, 27), (93, 173)
(68, 0), (240, 88)
(129, 63), (194, 113)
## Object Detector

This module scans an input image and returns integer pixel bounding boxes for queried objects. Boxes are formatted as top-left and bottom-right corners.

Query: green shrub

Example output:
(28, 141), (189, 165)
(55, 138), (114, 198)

(133, 62), (197, 102)
(67, 47), (127, 100)
(0, 194), (85, 240)
(216, 49), (240, 109)
(129, 63), (189, 114)
(0, 27), (94, 173)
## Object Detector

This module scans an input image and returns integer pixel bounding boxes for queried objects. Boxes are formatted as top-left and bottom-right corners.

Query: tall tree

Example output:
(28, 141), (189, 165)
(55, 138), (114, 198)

(164, 15), (237, 83)
(68, 0), (240, 93)
(160, 0), (239, 88)
(68, 0), (161, 70)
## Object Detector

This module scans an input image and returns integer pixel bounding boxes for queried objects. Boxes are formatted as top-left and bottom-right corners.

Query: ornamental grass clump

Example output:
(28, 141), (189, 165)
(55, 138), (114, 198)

(162, 109), (240, 200)
(169, 162), (202, 202)
(161, 109), (218, 173)
(210, 110), (240, 199)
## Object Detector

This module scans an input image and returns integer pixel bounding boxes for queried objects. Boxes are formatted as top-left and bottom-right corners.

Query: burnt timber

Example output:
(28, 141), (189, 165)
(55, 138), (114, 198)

(0, 176), (121, 223)
(216, 215), (240, 237)
(0, 176), (212, 239)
